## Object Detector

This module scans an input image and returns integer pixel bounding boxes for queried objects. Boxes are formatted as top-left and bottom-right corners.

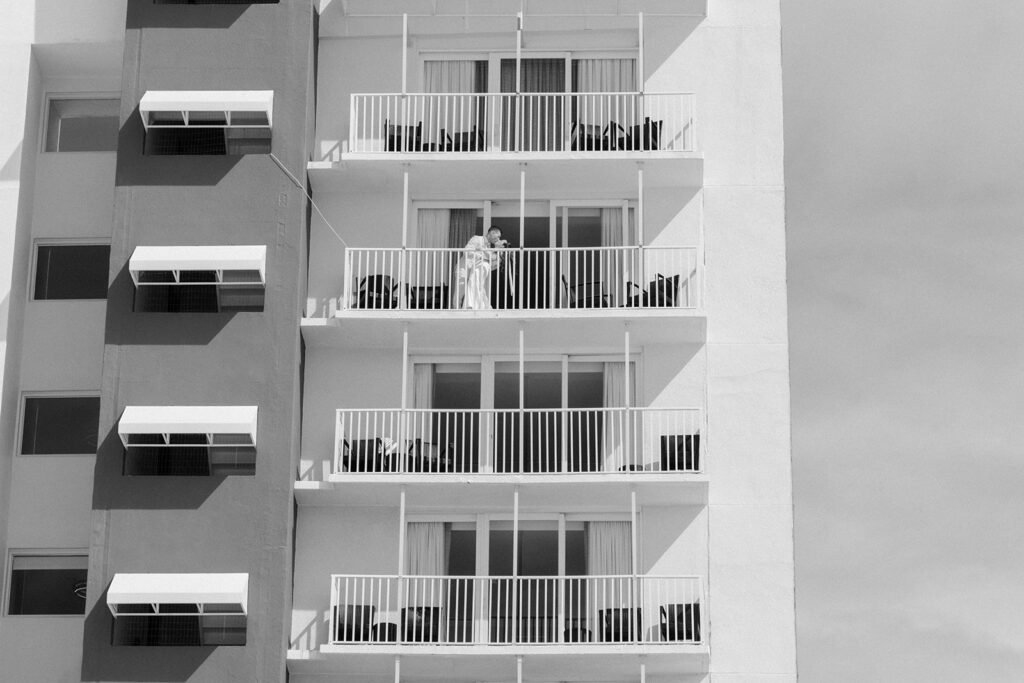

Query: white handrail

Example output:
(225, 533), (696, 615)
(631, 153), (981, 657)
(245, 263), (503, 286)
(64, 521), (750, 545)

(333, 407), (703, 475)
(349, 92), (696, 154)
(341, 246), (700, 311)
(328, 574), (704, 646)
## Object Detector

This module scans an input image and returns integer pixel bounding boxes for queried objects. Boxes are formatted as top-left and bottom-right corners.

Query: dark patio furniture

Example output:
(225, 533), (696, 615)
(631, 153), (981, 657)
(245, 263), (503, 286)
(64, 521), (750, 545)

(334, 604), (376, 642)
(600, 607), (642, 642)
(442, 127), (485, 152)
(660, 434), (700, 472)
(355, 274), (399, 309)
(626, 273), (681, 308)
(402, 606), (443, 642)
(626, 117), (664, 151)
(407, 284), (450, 310)
(562, 275), (610, 309)
(341, 438), (387, 473)
(385, 120), (423, 152)
(660, 603), (701, 642)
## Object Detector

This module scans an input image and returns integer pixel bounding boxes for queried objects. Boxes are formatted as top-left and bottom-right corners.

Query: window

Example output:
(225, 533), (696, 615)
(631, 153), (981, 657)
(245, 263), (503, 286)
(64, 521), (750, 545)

(119, 405), (258, 476)
(130, 245), (266, 313)
(44, 98), (119, 152)
(33, 244), (110, 300)
(7, 554), (88, 615)
(107, 573), (248, 646)
(20, 395), (100, 455)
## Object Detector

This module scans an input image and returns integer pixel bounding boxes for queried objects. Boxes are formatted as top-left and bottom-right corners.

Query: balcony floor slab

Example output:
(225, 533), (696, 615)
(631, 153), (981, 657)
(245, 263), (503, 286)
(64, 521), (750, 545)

(295, 475), (708, 509)
(300, 311), (706, 351)
(308, 154), (703, 196)
(288, 645), (709, 680)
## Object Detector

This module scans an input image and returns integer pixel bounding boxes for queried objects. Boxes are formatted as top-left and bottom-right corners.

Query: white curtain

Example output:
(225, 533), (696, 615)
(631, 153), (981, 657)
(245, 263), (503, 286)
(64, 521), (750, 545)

(603, 363), (638, 470)
(587, 521), (632, 575)
(417, 209), (450, 287)
(600, 207), (636, 306)
(424, 61), (478, 93)
(574, 59), (638, 92)
(406, 522), (447, 575)
(414, 364), (433, 409)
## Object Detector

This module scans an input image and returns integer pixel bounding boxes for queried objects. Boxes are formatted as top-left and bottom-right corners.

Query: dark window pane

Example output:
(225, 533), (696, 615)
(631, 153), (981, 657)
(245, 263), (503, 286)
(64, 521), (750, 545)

(34, 245), (110, 300)
(8, 556), (87, 615)
(21, 396), (100, 455)
(45, 99), (119, 152)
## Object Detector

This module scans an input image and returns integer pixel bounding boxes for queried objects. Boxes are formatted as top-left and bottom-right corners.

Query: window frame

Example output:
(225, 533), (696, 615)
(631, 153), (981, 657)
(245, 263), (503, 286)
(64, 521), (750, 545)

(40, 92), (121, 155)
(16, 391), (102, 458)
(28, 238), (112, 303)
(3, 549), (89, 617)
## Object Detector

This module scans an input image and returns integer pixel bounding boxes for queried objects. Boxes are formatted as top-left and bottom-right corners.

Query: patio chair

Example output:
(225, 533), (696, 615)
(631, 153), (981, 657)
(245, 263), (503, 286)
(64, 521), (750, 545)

(625, 273), (681, 308)
(384, 119), (423, 152)
(442, 127), (485, 152)
(355, 274), (399, 309)
(402, 606), (443, 643)
(626, 117), (664, 151)
(599, 607), (642, 642)
(660, 433), (701, 472)
(562, 274), (610, 309)
(341, 438), (386, 473)
(569, 121), (602, 151)
(334, 603), (376, 642)
(660, 603), (701, 642)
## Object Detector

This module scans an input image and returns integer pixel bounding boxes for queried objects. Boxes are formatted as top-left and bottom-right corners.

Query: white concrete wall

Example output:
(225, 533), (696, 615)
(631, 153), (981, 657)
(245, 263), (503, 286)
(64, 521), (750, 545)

(299, 1), (795, 680)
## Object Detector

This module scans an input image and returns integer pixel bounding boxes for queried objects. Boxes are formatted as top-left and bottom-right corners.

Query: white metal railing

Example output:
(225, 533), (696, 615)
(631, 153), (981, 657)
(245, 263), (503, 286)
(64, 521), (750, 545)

(342, 246), (700, 311)
(333, 407), (702, 475)
(329, 574), (703, 646)
(349, 92), (696, 154)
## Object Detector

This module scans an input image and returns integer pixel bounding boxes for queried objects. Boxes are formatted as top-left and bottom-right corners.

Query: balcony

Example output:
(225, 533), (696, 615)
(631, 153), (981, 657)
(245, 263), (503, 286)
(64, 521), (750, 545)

(295, 407), (706, 508)
(341, 246), (699, 313)
(309, 92), (703, 195)
(347, 92), (695, 157)
(287, 574), (707, 679)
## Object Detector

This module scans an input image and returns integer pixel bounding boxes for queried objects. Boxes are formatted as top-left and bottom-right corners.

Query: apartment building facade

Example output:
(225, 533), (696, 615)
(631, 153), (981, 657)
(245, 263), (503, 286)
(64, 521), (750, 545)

(0, 2), (793, 683)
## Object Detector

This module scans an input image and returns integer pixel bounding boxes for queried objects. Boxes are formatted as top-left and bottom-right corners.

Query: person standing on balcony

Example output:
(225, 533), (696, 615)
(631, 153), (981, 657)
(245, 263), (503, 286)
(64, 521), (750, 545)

(455, 227), (510, 309)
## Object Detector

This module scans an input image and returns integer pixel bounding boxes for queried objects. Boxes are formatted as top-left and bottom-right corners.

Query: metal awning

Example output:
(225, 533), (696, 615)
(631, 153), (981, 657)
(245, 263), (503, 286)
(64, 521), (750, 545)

(107, 573), (249, 616)
(139, 90), (273, 129)
(118, 406), (258, 447)
(129, 245), (266, 285)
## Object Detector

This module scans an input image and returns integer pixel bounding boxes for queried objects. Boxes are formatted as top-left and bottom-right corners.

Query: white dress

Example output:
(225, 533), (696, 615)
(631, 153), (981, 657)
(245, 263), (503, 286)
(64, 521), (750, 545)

(455, 236), (499, 309)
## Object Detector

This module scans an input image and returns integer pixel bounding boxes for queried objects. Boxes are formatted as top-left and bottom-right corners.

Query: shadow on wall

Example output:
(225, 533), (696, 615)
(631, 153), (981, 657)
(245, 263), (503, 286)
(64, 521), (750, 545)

(116, 106), (243, 187)
(643, 185), (701, 244)
(90, 426), (227, 510)
(290, 611), (327, 651)
(104, 265), (237, 346)
(81, 586), (215, 682)
(0, 142), (21, 182)
(127, 2), (255, 30)
(644, 16), (703, 80)
(645, 343), (703, 402)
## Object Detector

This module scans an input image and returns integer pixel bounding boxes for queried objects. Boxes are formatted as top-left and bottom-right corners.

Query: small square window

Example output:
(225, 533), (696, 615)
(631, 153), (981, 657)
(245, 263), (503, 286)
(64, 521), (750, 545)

(20, 396), (101, 455)
(7, 554), (88, 615)
(33, 244), (110, 300)
(45, 98), (119, 153)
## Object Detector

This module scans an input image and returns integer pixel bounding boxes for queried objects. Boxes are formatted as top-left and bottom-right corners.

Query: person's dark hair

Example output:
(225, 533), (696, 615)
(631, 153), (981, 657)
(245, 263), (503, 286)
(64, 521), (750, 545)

(486, 226), (502, 238)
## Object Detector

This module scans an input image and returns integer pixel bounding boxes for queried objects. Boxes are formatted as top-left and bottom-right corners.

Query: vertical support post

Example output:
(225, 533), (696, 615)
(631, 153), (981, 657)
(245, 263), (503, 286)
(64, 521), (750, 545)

(638, 12), (645, 94)
(548, 201), (557, 307)
(402, 167), (410, 247)
(515, 13), (523, 152)
(517, 655), (523, 683)
(483, 199), (493, 234)
(557, 513), (566, 642)
(519, 165), (526, 308)
(560, 355), (568, 473)
(637, 163), (646, 296)
(631, 488), (639, 644)
(397, 486), (407, 644)
(624, 323), (632, 465)
(398, 486), (407, 574)
(640, 660), (647, 683)
(518, 324), (525, 473)
(401, 14), (409, 95)
(400, 324), (409, 471)
(513, 486), (520, 644)
(401, 167), (410, 308)
(475, 514), (490, 643)
(394, 656), (401, 683)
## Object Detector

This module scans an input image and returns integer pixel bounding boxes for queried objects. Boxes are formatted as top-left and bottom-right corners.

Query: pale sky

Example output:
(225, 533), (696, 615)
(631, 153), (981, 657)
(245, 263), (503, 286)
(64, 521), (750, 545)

(783, 1), (1024, 680)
